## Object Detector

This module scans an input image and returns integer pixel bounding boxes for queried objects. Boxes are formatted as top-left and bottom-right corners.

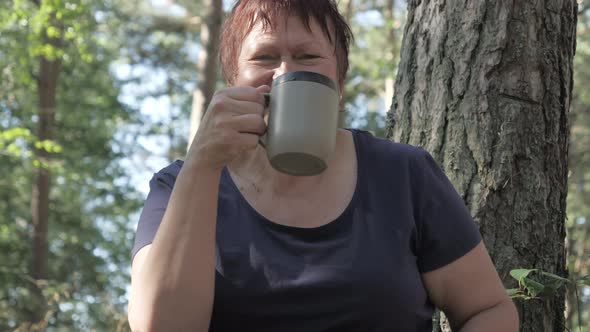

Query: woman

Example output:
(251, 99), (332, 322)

(128, 0), (519, 331)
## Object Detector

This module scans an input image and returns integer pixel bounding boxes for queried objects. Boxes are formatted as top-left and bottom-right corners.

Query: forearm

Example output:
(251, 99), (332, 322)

(130, 161), (221, 331)
(458, 299), (519, 332)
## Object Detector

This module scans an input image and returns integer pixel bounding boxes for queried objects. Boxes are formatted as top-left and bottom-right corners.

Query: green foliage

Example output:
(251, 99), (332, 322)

(0, 0), (142, 330)
(0, 128), (63, 170)
(0, 128), (33, 158)
(0, 0), (588, 330)
(580, 275), (590, 287)
(507, 268), (590, 332)
(342, 2), (405, 137)
(507, 268), (571, 300)
(108, 0), (202, 159)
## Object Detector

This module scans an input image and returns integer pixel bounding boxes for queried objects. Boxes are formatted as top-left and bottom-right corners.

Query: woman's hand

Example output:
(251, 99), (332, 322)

(187, 85), (270, 171)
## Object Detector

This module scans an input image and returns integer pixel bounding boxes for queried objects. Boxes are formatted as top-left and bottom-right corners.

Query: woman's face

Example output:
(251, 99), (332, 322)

(235, 15), (339, 89)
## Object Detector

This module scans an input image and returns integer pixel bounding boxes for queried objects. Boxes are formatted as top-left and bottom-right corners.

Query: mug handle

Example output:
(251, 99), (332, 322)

(259, 93), (271, 148)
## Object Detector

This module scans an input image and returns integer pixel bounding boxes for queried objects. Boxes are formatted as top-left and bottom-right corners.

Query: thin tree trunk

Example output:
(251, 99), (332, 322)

(383, 0), (396, 111)
(387, 1), (577, 331)
(188, 0), (223, 147)
(31, 39), (62, 327)
(568, 224), (588, 330)
(338, 0), (354, 128)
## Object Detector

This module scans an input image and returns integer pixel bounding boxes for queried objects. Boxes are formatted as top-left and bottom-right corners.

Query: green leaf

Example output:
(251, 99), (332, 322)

(0, 128), (31, 141)
(522, 278), (545, 298)
(579, 275), (590, 286)
(540, 271), (570, 283)
(46, 26), (60, 38)
(510, 268), (537, 283)
(34, 139), (63, 154)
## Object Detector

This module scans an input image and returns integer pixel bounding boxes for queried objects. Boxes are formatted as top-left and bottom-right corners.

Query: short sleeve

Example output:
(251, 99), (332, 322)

(131, 160), (183, 261)
(411, 149), (482, 273)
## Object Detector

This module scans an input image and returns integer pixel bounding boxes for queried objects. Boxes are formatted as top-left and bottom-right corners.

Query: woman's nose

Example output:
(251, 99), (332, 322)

(272, 59), (297, 80)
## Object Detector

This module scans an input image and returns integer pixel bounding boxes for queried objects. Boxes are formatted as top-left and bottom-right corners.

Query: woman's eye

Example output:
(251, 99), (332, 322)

(299, 54), (320, 59)
(253, 55), (276, 61)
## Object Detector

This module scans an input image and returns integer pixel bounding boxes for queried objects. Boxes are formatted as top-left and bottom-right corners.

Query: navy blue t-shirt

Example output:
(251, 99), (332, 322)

(132, 129), (482, 332)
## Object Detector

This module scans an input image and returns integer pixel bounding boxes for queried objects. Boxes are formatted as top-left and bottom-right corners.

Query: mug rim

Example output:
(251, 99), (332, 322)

(272, 71), (337, 91)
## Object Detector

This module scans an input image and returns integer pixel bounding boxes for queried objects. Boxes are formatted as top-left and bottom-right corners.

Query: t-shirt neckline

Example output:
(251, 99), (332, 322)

(222, 128), (365, 237)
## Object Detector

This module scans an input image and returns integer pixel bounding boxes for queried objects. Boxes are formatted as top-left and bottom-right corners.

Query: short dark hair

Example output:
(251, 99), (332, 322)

(219, 0), (354, 87)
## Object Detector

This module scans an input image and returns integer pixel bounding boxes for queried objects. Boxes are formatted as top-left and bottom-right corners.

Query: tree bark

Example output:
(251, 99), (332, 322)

(387, 1), (577, 331)
(188, 0), (223, 147)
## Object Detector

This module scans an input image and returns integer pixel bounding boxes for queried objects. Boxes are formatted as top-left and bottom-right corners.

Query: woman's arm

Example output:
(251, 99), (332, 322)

(127, 85), (270, 331)
(128, 162), (221, 332)
(422, 241), (519, 331)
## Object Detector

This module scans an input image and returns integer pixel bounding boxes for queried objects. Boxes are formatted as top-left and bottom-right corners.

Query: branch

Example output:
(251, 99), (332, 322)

(150, 14), (201, 33)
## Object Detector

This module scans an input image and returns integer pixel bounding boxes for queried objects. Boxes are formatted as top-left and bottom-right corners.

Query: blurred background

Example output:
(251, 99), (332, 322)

(0, 0), (588, 330)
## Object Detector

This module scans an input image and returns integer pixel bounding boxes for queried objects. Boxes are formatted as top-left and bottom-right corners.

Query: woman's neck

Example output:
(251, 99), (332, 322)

(228, 129), (351, 197)
(227, 144), (331, 198)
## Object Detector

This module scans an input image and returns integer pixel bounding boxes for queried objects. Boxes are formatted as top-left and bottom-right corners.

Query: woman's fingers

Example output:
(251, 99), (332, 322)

(187, 85), (271, 170)
(236, 132), (261, 150)
(229, 113), (267, 135)
(207, 92), (264, 117)
(217, 86), (267, 105)
(227, 98), (265, 116)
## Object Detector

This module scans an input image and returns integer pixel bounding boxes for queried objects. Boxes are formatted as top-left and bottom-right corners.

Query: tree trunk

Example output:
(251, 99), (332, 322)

(188, 0), (223, 147)
(338, 0), (354, 128)
(387, 1), (577, 331)
(566, 220), (588, 330)
(31, 46), (62, 326)
(382, 0), (397, 111)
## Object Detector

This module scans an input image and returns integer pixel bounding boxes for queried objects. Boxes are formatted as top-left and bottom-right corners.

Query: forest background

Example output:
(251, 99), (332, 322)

(0, 0), (588, 331)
